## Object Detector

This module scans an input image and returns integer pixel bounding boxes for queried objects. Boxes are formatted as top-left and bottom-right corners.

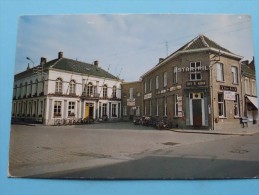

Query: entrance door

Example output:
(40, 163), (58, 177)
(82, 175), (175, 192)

(85, 103), (89, 119)
(192, 99), (202, 127)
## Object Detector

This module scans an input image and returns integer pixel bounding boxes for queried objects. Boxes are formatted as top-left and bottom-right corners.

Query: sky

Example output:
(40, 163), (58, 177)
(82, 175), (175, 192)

(15, 14), (254, 82)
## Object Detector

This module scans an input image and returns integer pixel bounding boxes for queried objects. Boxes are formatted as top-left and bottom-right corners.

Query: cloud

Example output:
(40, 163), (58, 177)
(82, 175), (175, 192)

(15, 14), (254, 81)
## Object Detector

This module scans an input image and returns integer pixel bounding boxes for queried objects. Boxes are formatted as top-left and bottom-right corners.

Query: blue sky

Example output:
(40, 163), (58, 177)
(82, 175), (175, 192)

(15, 14), (254, 82)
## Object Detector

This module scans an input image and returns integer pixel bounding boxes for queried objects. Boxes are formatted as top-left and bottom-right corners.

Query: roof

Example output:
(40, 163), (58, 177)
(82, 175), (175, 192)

(241, 62), (256, 78)
(141, 34), (242, 78)
(15, 57), (119, 81)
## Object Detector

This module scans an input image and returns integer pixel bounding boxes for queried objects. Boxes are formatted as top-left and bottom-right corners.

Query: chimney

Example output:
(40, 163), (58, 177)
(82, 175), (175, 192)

(40, 57), (47, 65)
(159, 58), (164, 63)
(58, 51), (63, 59)
(94, 60), (99, 66)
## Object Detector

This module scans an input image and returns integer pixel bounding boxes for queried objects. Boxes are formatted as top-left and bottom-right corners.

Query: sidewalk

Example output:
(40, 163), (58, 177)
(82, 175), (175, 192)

(170, 125), (259, 135)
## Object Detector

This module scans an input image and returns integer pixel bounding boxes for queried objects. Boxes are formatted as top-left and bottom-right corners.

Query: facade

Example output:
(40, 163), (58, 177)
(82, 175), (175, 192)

(241, 58), (258, 124)
(141, 35), (245, 130)
(121, 81), (142, 121)
(12, 52), (122, 125)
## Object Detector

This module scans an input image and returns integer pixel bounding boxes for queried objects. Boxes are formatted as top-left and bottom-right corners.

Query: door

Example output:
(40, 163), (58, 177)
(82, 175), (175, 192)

(85, 103), (89, 119)
(192, 99), (202, 127)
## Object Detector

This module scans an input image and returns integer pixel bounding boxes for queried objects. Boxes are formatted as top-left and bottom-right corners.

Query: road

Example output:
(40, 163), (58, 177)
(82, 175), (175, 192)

(9, 122), (259, 179)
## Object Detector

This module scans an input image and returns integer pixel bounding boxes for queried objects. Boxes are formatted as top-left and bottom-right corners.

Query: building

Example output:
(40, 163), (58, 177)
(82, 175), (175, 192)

(12, 52), (122, 125)
(121, 81), (142, 121)
(140, 34), (245, 130)
(241, 58), (258, 124)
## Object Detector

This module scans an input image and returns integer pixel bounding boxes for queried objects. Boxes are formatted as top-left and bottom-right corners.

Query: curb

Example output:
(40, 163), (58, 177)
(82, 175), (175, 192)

(169, 129), (257, 136)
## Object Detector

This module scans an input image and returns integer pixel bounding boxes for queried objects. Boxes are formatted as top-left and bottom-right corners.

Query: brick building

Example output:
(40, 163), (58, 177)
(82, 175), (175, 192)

(241, 58), (258, 124)
(140, 34), (245, 130)
(121, 81), (142, 121)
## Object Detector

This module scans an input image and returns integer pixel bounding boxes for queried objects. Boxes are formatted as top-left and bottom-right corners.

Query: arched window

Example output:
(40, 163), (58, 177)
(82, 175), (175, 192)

(55, 78), (63, 94)
(103, 84), (108, 98)
(87, 82), (93, 96)
(69, 80), (76, 94)
(35, 79), (38, 96)
(112, 86), (117, 98)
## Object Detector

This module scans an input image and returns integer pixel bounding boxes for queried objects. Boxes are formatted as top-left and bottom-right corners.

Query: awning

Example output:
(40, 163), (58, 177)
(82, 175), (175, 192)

(247, 96), (258, 109)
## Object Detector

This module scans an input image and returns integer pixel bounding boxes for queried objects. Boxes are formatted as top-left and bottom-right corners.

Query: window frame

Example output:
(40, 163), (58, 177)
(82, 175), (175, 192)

(69, 80), (76, 95)
(173, 66), (178, 84)
(55, 78), (63, 94)
(216, 63), (224, 82)
(231, 66), (238, 84)
(54, 101), (62, 117)
(163, 71), (167, 87)
(218, 93), (226, 117)
(234, 94), (240, 117)
(190, 61), (202, 81)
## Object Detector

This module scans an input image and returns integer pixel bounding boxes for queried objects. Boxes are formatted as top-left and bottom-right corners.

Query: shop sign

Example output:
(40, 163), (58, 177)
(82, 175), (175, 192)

(224, 91), (235, 101)
(144, 93), (152, 100)
(177, 65), (209, 72)
(127, 98), (135, 106)
(186, 80), (206, 87)
(220, 85), (237, 92)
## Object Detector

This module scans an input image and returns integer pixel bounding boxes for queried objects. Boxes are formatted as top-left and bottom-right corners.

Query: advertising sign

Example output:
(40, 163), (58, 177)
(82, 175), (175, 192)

(224, 91), (235, 100)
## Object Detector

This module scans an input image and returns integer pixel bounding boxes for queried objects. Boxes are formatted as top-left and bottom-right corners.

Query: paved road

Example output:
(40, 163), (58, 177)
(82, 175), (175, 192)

(9, 122), (259, 179)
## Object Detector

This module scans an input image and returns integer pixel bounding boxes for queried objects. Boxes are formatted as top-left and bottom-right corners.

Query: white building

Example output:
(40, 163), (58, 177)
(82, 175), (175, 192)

(12, 52), (122, 125)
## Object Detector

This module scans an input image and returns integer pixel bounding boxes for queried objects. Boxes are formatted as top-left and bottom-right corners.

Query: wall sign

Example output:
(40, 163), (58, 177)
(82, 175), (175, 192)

(144, 93), (152, 99)
(127, 98), (135, 106)
(186, 80), (206, 87)
(220, 85), (237, 92)
(177, 65), (209, 72)
(224, 91), (235, 101)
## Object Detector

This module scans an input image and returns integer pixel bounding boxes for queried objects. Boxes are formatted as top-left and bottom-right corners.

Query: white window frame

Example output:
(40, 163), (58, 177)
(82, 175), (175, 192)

(55, 78), (63, 94)
(231, 66), (238, 84)
(218, 93), (226, 117)
(156, 76), (159, 89)
(173, 66), (178, 84)
(149, 78), (152, 91)
(68, 101), (76, 117)
(102, 103), (107, 116)
(112, 104), (117, 117)
(69, 80), (76, 94)
(234, 94), (240, 117)
(129, 88), (134, 99)
(87, 82), (93, 96)
(54, 101), (62, 117)
(216, 63), (224, 82)
(144, 82), (147, 93)
(190, 62), (202, 81)
(103, 85), (108, 98)
(112, 86), (117, 98)
(163, 71), (167, 87)
(174, 94), (178, 117)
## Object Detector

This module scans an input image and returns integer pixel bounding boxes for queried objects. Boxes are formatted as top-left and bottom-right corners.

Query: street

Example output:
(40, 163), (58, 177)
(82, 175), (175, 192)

(9, 122), (259, 179)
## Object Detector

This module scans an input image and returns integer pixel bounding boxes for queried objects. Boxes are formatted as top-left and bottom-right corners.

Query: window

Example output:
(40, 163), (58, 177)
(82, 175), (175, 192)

(112, 86), (117, 98)
(149, 100), (152, 116)
(234, 94), (240, 117)
(123, 106), (127, 116)
(54, 101), (62, 117)
(19, 83), (22, 97)
(69, 80), (76, 94)
(218, 93), (226, 117)
(173, 66), (178, 84)
(149, 78), (152, 91)
(190, 62), (202, 80)
(164, 96), (167, 116)
(216, 63), (224, 81)
(144, 82), (147, 93)
(136, 106), (140, 116)
(144, 101), (147, 115)
(103, 85), (107, 98)
(245, 77), (249, 94)
(87, 82), (93, 96)
(156, 98), (159, 116)
(24, 82), (28, 96)
(55, 78), (63, 94)
(129, 88), (133, 99)
(174, 94), (178, 117)
(39, 101), (43, 116)
(35, 79), (38, 95)
(30, 81), (33, 95)
(68, 101), (75, 116)
(42, 77), (45, 94)
(156, 76), (159, 89)
(102, 103), (107, 116)
(252, 80), (257, 96)
(112, 104), (117, 117)
(231, 66), (238, 84)
(163, 72), (167, 87)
